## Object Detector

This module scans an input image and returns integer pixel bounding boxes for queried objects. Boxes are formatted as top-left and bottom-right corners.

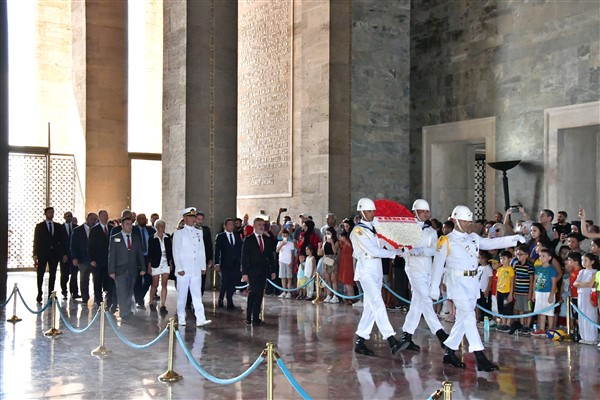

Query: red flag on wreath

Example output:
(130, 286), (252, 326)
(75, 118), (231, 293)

(371, 199), (421, 249)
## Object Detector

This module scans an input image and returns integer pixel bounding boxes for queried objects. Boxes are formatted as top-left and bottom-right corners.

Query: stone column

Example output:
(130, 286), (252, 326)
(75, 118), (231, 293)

(163, 0), (238, 233)
(1, 0), (8, 301)
(85, 0), (129, 218)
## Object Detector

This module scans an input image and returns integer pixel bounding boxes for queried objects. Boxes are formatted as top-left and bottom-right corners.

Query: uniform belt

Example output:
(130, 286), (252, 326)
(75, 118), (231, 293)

(356, 254), (376, 260)
(449, 269), (478, 277)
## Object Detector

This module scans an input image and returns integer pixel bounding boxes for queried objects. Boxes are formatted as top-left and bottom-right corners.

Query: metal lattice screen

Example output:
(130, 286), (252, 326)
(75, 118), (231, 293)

(474, 154), (486, 220)
(7, 153), (82, 269)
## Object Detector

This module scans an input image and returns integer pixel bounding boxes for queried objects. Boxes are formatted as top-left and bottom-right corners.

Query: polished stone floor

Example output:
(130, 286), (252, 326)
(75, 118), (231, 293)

(1, 272), (599, 399)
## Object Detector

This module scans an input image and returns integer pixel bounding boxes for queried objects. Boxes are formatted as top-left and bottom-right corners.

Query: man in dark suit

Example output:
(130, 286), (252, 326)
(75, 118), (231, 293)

(214, 218), (243, 309)
(71, 212), (98, 305)
(108, 216), (146, 319)
(33, 207), (68, 303)
(88, 209), (115, 310)
(241, 217), (277, 326)
(60, 210), (79, 299)
(131, 213), (156, 309)
(196, 212), (213, 295)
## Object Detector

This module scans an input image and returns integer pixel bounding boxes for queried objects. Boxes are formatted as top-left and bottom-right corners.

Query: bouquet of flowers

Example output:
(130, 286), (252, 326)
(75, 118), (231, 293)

(373, 199), (422, 249)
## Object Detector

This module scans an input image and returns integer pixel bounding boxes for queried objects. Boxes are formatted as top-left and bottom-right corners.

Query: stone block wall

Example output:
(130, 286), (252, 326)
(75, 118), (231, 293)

(410, 0), (600, 215)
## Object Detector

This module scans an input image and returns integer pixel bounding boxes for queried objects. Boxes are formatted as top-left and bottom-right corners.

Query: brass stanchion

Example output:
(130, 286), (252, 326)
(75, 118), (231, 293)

(428, 389), (443, 400)
(213, 268), (217, 290)
(158, 318), (183, 382)
(442, 381), (453, 400)
(312, 275), (322, 304)
(563, 296), (574, 341)
(266, 342), (275, 400)
(91, 302), (111, 357)
(6, 284), (22, 323)
(44, 291), (62, 337)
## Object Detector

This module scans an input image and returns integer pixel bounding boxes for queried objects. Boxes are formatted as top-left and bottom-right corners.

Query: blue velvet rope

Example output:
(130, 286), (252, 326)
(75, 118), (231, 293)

(104, 311), (168, 349)
(235, 283), (249, 289)
(267, 276), (315, 292)
(175, 330), (265, 384)
(317, 273), (363, 300)
(476, 302), (560, 319)
(571, 302), (600, 330)
(16, 288), (52, 314)
(0, 287), (15, 307)
(381, 282), (447, 305)
(57, 306), (100, 334)
(275, 358), (313, 400)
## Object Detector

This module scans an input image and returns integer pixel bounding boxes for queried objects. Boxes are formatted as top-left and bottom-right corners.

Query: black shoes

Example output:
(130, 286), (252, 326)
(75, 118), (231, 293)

(136, 302), (146, 310)
(62, 292), (68, 300)
(400, 332), (420, 352)
(227, 304), (236, 310)
(387, 335), (409, 356)
(443, 349), (466, 368)
(218, 299), (224, 308)
(245, 319), (252, 326)
(508, 321), (522, 335)
(436, 329), (449, 350)
(252, 319), (265, 326)
(159, 306), (168, 315)
(354, 336), (375, 356)
(149, 304), (157, 312)
(36, 294), (43, 304)
(474, 350), (499, 372)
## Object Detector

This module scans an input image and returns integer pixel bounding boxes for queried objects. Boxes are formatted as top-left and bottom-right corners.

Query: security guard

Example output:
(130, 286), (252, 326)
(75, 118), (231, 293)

(172, 207), (212, 328)
(351, 198), (406, 356)
(399, 199), (449, 351)
(430, 205), (524, 371)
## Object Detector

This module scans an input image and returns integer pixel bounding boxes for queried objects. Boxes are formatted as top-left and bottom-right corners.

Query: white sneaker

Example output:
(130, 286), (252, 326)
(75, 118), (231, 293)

(352, 300), (364, 308)
(323, 295), (332, 303)
(329, 296), (339, 304)
(285, 293), (291, 299)
(197, 320), (212, 327)
(278, 293), (286, 298)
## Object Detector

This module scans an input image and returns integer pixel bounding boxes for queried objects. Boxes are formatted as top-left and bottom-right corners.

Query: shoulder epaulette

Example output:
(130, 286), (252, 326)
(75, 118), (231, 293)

(436, 235), (450, 256)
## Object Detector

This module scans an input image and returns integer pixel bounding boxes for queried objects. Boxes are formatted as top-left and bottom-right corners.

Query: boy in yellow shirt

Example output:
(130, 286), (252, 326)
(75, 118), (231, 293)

(496, 250), (515, 332)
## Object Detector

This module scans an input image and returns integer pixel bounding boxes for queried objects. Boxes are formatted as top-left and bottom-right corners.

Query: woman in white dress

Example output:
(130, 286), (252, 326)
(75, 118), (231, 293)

(573, 253), (599, 344)
(148, 220), (174, 314)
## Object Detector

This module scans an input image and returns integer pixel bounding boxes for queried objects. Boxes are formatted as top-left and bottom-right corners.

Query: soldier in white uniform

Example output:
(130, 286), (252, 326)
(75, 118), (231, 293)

(398, 199), (449, 351)
(430, 205), (524, 371)
(172, 207), (212, 328)
(351, 198), (407, 356)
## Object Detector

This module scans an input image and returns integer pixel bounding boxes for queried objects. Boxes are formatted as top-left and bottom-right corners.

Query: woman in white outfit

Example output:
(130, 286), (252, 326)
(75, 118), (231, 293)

(148, 220), (173, 314)
(573, 253), (599, 344)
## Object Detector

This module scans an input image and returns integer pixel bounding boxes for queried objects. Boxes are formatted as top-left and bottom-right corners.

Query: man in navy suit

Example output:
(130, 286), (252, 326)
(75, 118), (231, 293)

(33, 207), (68, 303)
(60, 211), (79, 299)
(71, 212), (98, 305)
(241, 217), (277, 326)
(88, 209), (115, 310)
(214, 218), (243, 309)
(131, 213), (156, 309)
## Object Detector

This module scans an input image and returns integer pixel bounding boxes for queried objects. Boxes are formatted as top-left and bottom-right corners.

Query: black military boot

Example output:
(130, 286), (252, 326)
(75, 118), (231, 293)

(443, 348), (466, 368)
(435, 329), (449, 349)
(400, 332), (420, 352)
(474, 350), (499, 372)
(387, 335), (410, 355)
(354, 336), (375, 356)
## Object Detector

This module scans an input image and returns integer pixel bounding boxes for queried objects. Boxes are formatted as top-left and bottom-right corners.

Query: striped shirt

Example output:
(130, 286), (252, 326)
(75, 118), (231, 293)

(511, 259), (534, 295)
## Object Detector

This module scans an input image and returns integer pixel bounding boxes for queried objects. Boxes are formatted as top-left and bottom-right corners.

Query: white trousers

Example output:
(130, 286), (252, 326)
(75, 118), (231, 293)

(403, 268), (443, 335)
(356, 272), (396, 340)
(444, 296), (484, 352)
(177, 275), (208, 325)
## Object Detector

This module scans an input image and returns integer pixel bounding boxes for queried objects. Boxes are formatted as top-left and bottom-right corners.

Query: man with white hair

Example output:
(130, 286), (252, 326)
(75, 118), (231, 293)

(430, 205), (525, 371)
(398, 199), (449, 352)
(351, 198), (407, 356)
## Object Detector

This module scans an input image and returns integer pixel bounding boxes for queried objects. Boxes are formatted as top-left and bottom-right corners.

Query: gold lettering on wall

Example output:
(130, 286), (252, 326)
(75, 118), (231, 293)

(238, 0), (292, 198)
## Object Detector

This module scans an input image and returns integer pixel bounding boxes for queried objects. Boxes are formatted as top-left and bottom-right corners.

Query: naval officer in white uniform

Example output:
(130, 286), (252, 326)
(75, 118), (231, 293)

(430, 205), (524, 371)
(173, 207), (212, 328)
(351, 198), (407, 356)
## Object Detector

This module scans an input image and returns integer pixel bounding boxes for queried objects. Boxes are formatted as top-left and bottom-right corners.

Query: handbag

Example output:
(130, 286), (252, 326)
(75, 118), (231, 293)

(591, 289), (598, 308)
(322, 255), (335, 266)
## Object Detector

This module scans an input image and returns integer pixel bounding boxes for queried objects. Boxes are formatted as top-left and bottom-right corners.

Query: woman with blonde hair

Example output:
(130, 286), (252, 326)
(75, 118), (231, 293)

(148, 219), (174, 314)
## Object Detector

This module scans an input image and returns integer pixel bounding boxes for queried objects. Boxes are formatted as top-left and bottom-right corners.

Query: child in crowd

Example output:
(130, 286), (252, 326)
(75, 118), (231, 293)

(489, 258), (500, 328)
(532, 248), (559, 336)
(573, 253), (599, 344)
(496, 251), (516, 332)
(276, 229), (295, 299)
(476, 251), (493, 323)
(510, 245), (535, 335)
(566, 252), (582, 339)
(296, 254), (307, 300)
(305, 245), (317, 301)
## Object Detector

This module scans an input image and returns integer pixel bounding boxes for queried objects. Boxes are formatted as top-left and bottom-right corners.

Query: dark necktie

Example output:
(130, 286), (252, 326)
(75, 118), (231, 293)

(141, 228), (147, 253)
(48, 222), (53, 236)
(104, 225), (108, 237)
(126, 234), (131, 250)
(229, 233), (234, 246)
(258, 235), (264, 253)
(66, 223), (71, 237)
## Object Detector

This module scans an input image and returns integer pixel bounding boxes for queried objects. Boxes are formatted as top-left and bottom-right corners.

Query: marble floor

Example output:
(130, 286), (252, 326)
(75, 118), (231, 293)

(1, 272), (599, 399)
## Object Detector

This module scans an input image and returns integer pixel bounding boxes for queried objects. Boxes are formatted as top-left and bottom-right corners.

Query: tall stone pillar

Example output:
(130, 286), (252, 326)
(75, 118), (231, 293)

(162, 1), (238, 233)
(0, 0), (8, 301)
(85, 0), (129, 218)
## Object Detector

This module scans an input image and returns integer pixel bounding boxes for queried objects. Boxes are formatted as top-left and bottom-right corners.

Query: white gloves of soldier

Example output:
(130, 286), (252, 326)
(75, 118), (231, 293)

(513, 235), (526, 243)
(428, 285), (440, 301)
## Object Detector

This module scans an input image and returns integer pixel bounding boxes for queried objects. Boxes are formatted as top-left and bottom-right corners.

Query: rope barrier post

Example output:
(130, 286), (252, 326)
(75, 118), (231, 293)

(266, 342), (275, 400)
(563, 296), (574, 341)
(6, 284), (22, 323)
(312, 274), (322, 304)
(44, 291), (62, 337)
(158, 318), (183, 383)
(91, 302), (111, 357)
(213, 268), (217, 290)
(442, 381), (453, 400)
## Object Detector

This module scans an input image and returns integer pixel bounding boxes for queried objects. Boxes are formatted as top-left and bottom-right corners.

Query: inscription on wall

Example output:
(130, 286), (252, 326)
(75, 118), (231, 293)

(238, 0), (292, 198)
